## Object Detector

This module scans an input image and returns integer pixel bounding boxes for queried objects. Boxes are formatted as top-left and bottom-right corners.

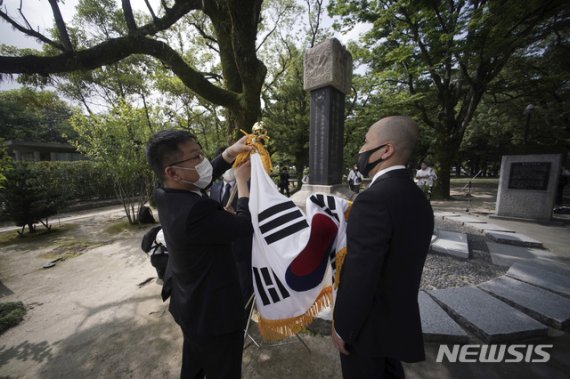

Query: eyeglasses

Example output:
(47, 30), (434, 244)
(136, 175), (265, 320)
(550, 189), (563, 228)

(166, 152), (204, 168)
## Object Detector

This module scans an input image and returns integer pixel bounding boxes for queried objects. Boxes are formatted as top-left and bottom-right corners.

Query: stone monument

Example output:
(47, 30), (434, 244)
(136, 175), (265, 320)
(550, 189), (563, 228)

(291, 38), (353, 207)
(494, 154), (562, 221)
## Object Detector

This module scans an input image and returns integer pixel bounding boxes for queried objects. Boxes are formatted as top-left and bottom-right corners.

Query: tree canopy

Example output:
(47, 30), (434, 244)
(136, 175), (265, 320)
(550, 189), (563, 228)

(329, 0), (569, 197)
(0, 88), (76, 142)
(0, 0), (267, 135)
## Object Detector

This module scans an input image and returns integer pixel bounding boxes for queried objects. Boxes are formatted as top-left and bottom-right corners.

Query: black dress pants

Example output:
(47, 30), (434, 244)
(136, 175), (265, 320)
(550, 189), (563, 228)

(181, 329), (243, 379)
(340, 352), (405, 379)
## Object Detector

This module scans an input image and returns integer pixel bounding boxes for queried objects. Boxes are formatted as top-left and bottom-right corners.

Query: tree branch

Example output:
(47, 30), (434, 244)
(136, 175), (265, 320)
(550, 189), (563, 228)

(190, 22), (219, 52)
(0, 9), (64, 51)
(256, 4), (292, 51)
(136, 0), (202, 36)
(121, 0), (138, 33)
(0, 36), (239, 108)
(143, 0), (158, 21)
(47, 0), (73, 52)
(306, 0), (324, 48)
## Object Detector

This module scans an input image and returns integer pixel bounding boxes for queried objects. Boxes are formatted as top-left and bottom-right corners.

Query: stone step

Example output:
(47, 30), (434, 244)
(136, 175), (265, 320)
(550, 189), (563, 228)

(435, 212), (461, 219)
(486, 242), (563, 268)
(453, 216), (487, 225)
(506, 263), (570, 298)
(418, 291), (469, 343)
(428, 287), (548, 343)
(430, 230), (469, 259)
(475, 224), (516, 233)
(485, 231), (544, 248)
(478, 276), (570, 330)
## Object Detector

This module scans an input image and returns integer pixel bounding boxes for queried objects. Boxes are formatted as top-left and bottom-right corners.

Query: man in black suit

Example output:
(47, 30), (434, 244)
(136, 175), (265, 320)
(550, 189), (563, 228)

(332, 116), (434, 378)
(146, 130), (252, 379)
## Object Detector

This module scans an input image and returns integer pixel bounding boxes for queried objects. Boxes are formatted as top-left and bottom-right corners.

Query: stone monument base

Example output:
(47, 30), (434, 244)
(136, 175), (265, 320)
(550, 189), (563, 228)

(290, 184), (353, 211)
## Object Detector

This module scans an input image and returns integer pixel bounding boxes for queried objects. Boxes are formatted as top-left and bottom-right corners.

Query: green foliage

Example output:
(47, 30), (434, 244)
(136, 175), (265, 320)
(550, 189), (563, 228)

(263, 47), (310, 187)
(0, 138), (11, 188)
(0, 88), (77, 143)
(0, 301), (26, 335)
(0, 161), (115, 226)
(34, 161), (116, 201)
(329, 0), (568, 197)
(69, 102), (154, 224)
(1, 162), (66, 233)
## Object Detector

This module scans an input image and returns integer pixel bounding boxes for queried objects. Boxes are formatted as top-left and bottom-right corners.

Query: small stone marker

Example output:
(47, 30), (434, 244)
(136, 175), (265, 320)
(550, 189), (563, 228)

(430, 230), (470, 259)
(428, 286), (548, 343)
(485, 231), (543, 248)
(486, 242), (562, 267)
(479, 276), (570, 329)
(506, 263), (570, 298)
(419, 292), (469, 343)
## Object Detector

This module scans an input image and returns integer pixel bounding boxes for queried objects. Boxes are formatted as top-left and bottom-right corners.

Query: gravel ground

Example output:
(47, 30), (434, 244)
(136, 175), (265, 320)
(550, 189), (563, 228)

(420, 218), (507, 291)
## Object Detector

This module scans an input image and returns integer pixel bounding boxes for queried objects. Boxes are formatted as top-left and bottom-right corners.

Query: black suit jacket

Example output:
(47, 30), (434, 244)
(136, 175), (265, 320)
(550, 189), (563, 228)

(333, 168), (434, 362)
(155, 156), (253, 337)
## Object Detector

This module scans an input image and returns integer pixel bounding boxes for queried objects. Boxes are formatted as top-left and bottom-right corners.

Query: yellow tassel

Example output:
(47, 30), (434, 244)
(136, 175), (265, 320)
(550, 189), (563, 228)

(334, 247), (347, 290)
(257, 286), (333, 341)
(233, 129), (272, 174)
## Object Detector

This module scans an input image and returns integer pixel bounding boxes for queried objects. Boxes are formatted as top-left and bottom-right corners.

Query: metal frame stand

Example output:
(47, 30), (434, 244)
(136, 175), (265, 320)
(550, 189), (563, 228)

(243, 294), (311, 353)
(461, 170), (482, 212)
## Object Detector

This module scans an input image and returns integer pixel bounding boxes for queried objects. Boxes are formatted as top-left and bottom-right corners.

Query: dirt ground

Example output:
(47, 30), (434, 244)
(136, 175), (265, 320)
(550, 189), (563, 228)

(1, 181), (569, 378)
(0, 207), (344, 378)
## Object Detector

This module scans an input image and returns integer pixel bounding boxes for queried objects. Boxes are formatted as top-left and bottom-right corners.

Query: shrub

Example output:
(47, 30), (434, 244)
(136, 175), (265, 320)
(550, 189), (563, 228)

(0, 161), (116, 228)
(1, 163), (63, 233)
(0, 301), (26, 335)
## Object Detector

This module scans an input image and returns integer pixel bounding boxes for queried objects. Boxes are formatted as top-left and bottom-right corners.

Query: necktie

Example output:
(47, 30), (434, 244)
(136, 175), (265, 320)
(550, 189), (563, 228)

(222, 182), (232, 206)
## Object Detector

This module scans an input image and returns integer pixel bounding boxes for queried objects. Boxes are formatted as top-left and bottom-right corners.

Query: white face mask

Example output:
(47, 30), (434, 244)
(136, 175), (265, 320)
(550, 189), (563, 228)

(222, 169), (235, 183)
(175, 158), (213, 189)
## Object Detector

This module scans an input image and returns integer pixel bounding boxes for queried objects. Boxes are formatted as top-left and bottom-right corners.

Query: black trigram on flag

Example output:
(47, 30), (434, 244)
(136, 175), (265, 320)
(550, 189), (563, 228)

(253, 267), (290, 306)
(329, 248), (337, 286)
(257, 201), (308, 245)
(309, 194), (339, 222)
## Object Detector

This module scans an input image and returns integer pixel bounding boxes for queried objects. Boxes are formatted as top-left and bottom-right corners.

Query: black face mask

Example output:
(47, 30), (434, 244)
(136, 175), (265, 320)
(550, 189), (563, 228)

(357, 144), (387, 177)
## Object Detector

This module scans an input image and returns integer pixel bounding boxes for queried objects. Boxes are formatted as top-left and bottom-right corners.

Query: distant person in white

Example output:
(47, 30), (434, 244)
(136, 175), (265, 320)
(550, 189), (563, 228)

(415, 162), (437, 187)
(347, 165), (364, 193)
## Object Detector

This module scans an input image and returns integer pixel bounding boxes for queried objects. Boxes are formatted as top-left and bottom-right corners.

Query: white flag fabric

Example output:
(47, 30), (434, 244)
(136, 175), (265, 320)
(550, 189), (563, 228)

(248, 153), (350, 340)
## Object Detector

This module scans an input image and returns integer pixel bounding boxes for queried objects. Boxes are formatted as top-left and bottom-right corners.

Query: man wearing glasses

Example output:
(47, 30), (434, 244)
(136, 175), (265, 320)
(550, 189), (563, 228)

(146, 130), (252, 379)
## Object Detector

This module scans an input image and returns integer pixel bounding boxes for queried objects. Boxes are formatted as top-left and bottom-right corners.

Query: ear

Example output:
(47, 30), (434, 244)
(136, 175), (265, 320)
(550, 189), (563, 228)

(381, 144), (395, 160)
(164, 166), (178, 180)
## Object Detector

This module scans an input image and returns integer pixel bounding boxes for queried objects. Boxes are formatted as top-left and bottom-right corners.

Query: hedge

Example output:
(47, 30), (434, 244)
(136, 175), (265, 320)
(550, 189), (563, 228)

(0, 160), (116, 223)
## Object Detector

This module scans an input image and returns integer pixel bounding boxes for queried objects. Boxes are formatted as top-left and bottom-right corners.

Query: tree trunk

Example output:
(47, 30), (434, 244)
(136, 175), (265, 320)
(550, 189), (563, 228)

(432, 134), (460, 200)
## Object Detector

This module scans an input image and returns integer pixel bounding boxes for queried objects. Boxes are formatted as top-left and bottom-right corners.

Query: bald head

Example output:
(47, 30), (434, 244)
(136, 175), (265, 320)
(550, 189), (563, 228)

(369, 116), (418, 163)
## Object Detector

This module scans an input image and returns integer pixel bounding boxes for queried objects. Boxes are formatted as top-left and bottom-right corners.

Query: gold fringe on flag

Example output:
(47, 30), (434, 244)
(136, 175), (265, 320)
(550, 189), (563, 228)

(257, 286), (333, 341)
(333, 247), (347, 290)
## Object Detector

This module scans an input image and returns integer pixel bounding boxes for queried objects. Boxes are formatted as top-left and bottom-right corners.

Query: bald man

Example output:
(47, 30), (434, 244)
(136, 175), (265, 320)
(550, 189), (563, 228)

(332, 116), (434, 378)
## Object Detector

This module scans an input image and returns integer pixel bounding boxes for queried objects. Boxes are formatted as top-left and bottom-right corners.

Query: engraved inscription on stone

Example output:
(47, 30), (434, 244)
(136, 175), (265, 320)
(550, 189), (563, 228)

(304, 38), (353, 94)
(508, 162), (551, 190)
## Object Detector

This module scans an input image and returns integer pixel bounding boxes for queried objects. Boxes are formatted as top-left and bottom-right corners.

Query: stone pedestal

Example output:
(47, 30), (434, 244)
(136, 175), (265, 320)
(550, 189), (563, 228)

(494, 154), (562, 221)
(304, 38), (352, 186)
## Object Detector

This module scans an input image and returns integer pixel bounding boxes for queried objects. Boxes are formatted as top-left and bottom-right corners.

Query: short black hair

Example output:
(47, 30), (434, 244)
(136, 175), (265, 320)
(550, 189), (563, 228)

(146, 129), (197, 181)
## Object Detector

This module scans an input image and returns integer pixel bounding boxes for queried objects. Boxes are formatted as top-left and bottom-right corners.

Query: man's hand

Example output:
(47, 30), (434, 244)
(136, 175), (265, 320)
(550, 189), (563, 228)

(332, 327), (350, 355)
(223, 135), (252, 163)
(235, 159), (251, 198)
